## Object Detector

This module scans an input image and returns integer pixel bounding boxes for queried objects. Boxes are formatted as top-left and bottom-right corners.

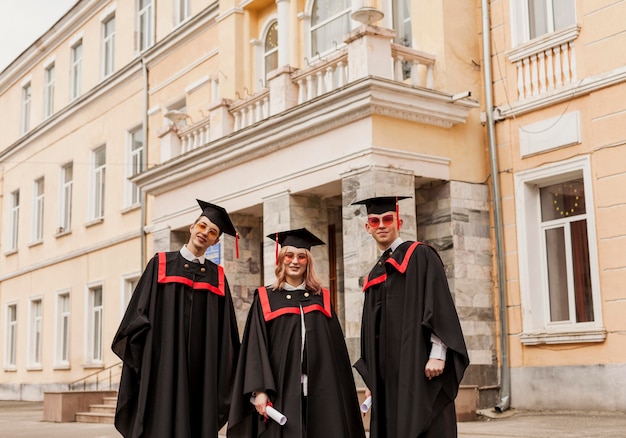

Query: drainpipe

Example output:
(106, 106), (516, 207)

(481, 0), (510, 412)
(140, 58), (148, 267)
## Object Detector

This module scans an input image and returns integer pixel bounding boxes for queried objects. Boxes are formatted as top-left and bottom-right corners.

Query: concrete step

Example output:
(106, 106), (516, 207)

(101, 396), (117, 406)
(88, 404), (116, 414)
(75, 411), (115, 424)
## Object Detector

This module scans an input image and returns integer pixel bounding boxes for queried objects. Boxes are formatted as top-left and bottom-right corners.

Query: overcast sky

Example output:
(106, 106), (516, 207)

(0, 0), (78, 71)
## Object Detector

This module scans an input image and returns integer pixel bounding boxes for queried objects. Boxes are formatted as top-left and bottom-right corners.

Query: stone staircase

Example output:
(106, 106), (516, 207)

(75, 395), (117, 424)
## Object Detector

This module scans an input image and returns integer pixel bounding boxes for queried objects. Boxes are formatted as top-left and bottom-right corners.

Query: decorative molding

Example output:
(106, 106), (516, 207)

(506, 24), (581, 63)
(520, 328), (607, 345)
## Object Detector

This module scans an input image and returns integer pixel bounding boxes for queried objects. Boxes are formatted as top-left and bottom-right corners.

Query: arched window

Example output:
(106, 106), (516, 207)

(264, 21), (279, 79)
(310, 0), (351, 55)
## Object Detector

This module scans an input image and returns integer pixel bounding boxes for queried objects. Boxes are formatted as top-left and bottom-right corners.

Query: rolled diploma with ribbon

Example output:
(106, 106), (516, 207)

(360, 395), (372, 413)
(250, 396), (287, 425)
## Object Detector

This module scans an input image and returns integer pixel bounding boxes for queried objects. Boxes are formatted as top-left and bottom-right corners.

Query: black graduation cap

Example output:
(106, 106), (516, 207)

(352, 196), (411, 215)
(267, 228), (325, 250)
(196, 199), (237, 237)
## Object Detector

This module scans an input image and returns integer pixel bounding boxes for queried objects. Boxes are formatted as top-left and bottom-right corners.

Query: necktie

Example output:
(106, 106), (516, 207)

(192, 258), (200, 264)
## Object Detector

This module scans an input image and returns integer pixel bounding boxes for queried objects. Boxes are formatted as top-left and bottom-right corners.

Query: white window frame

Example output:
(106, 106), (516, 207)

(126, 127), (145, 207)
(515, 156), (604, 345)
(102, 15), (116, 78)
(306, 0), (353, 58)
(86, 283), (104, 364)
(510, 0), (576, 47)
(43, 63), (55, 118)
(7, 190), (20, 252)
(59, 162), (73, 233)
(120, 273), (141, 316)
(32, 177), (45, 243)
(174, 0), (190, 26)
(90, 146), (106, 221)
(54, 290), (71, 368)
(70, 41), (83, 101)
(28, 297), (43, 369)
(4, 302), (18, 369)
(137, 0), (154, 52)
(21, 82), (31, 134)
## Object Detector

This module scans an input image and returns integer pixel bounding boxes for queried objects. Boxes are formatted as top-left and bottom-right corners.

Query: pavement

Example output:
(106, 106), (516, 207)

(1, 401), (626, 437)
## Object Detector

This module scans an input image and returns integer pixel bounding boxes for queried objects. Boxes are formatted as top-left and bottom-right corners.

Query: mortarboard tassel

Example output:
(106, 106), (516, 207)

(275, 232), (279, 265)
(396, 196), (401, 230)
(235, 232), (240, 259)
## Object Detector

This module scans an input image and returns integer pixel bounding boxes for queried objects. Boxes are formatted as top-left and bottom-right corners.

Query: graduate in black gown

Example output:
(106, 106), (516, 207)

(352, 196), (470, 438)
(228, 228), (365, 438)
(112, 199), (241, 438)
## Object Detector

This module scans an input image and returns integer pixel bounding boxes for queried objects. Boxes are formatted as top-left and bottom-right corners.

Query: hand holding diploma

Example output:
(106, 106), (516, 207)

(250, 394), (287, 426)
(360, 395), (372, 413)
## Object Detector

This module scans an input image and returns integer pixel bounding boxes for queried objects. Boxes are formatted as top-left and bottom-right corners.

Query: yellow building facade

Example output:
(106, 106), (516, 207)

(4, 0), (621, 414)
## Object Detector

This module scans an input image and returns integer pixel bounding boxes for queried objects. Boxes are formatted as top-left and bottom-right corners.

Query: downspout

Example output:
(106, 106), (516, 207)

(140, 58), (148, 268)
(481, 0), (510, 412)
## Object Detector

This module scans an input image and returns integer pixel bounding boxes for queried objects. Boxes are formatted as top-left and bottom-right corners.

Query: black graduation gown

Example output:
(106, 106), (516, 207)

(227, 286), (365, 438)
(112, 251), (240, 438)
(354, 242), (469, 438)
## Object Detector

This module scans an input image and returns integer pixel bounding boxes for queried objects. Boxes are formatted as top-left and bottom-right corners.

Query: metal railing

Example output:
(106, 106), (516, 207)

(68, 362), (123, 391)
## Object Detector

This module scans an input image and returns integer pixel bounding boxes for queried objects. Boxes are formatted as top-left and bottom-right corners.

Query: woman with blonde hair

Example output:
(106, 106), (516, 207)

(228, 228), (365, 438)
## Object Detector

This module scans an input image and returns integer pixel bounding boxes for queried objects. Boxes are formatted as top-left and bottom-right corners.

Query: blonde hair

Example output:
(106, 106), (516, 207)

(271, 247), (323, 294)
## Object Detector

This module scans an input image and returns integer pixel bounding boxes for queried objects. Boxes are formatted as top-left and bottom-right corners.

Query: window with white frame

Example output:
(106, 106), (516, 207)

(21, 82), (31, 134)
(511, 0), (576, 46)
(515, 156), (603, 345)
(263, 21), (278, 81)
(70, 41), (83, 100)
(32, 177), (45, 242)
(122, 276), (140, 315)
(91, 146), (106, 220)
(5, 304), (18, 368)
(126, 128), (145, 207)
(59, 163), (73, 232)
(43, 64), (55, 118)
(8, 190), (20, 251)
(29, 299), (43, 367)
(393, 0), (412, 47)
(55, 291), (71, 366)
(310, 0), (351, 56)
(102, 15), (116, 78)
(174, 0), (190, 25)
(87, 285), (103, 363)
(137, 0), (154, 52)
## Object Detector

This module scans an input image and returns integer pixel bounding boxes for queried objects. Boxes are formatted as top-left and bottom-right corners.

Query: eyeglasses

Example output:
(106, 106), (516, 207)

(195, 222), (219, 239)
(284, 252), (308, 264)
(367, 214), (395, 228)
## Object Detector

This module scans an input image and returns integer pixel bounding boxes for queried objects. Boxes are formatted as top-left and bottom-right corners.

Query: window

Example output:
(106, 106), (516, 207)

(70, 41), (83, 100)
(87, 285), (103, 363)
(137, 0), (154, 51)
(515, 156), (603, 345)
(55, 291), (70, 366)
(21, 83), (31, 133)
(310, 0), (351, 56)
(263, 21), (279, 80)
(126, 128), (145, 207)
(122, 276), (140, 315)
(29, 299), (43, 367)
(102, 16), (115, 77)
(393, 0), (412, 47)
(174, 0), (190, 25)
(43, 64), (55, 118)
(59, 163), (73, 232)
(512, 0), (576, 46)
(8, 190), (20, 251)
(91, 146), (106, 220)
(32, 178), (45, 242)
(5, 304), (18, 368)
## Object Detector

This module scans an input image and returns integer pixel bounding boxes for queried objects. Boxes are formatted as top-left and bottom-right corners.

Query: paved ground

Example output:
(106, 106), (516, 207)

(1, 401), (626, 437)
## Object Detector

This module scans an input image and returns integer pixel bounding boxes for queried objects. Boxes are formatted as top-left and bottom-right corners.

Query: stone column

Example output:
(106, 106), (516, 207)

(152, 225), (174, 252)
(276, 0), (290, 67)
(262, 191), (329, 287)
(341, 166), (416, 363)
(344, 24), (396, 82)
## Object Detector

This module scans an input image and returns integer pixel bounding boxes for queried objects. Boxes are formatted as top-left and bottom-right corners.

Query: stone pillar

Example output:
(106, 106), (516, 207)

(417, 180), (497, 408)
(208, 98), (234, 140)
(267, 66), (298, 116)
(262, 191), (329, 287)
(276, 0), (290, 67)
(157, 125), (182, 162)
(344, 24), (396, 82)
(341, 166), (416, 364)
(152, 225), (174, 252)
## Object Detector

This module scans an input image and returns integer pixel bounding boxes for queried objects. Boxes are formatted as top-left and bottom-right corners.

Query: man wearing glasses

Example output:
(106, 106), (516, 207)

(352, 196), (469, 438)
(112, 199), (241, 438)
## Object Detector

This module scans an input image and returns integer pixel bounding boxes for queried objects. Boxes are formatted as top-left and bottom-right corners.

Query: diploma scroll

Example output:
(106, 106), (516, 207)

(360, 395), (372, 413)
(250, 396), (287, 425)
